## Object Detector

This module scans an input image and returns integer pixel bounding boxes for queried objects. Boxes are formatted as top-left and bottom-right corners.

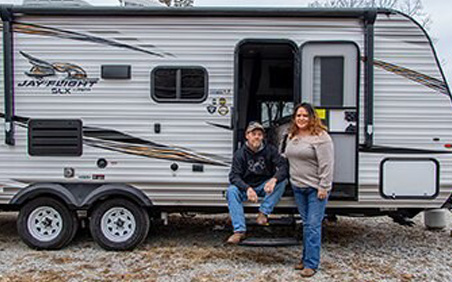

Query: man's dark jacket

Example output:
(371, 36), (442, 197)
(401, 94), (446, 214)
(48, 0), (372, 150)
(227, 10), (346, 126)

(229, 142), (288, 190)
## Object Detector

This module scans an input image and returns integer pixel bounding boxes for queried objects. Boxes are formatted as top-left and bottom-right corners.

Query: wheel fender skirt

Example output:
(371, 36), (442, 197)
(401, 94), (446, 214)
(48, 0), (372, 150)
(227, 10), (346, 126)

(81, 184), (152, 208)
(9, 183), (79, 208)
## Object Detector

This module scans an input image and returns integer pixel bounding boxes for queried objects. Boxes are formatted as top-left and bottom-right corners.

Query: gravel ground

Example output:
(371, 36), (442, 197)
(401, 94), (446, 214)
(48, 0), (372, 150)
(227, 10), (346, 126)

(0, 211), (451, 282)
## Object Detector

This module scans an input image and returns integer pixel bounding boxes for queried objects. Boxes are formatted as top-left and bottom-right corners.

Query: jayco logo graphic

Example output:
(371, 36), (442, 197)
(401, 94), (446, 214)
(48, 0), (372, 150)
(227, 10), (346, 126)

(17, 51), (99, 95)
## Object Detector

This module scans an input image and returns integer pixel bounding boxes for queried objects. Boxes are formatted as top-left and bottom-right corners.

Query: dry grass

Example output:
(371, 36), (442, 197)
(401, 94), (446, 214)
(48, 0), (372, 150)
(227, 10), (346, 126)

(0, 269), (79, 282)
(0, 212), (449, 281)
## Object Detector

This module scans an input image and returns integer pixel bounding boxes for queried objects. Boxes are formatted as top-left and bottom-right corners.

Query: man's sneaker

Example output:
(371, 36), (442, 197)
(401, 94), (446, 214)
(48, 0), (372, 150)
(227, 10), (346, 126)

(226, 232), (246, 244)
(256, 212), (269, 226)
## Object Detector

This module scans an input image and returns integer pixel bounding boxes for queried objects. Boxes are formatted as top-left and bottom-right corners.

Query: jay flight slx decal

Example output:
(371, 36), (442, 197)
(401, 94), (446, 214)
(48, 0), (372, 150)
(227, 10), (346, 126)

(17, 51), (99, 95)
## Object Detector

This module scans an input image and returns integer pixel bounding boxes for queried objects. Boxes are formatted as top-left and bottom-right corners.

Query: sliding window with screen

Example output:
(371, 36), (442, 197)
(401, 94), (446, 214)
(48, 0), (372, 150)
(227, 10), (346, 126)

(151, 67), (208, 103)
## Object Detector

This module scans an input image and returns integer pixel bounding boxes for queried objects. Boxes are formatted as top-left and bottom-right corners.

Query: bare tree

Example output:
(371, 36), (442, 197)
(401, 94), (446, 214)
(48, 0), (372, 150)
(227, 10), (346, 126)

(309, 0), (430, 28)
(309, 0), (365, 8)
(159, 0), (194, 7)
(399, 0), (431, 28)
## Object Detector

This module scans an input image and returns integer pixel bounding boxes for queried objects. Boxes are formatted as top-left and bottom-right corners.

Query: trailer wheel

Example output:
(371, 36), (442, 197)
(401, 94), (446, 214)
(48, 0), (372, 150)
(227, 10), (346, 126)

(17, 197), (78, 250)
(89, 198), (150, 251)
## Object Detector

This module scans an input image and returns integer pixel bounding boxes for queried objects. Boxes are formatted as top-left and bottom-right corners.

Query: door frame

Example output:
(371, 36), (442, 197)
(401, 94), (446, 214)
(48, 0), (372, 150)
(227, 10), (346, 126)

(233, 38), (300, 151)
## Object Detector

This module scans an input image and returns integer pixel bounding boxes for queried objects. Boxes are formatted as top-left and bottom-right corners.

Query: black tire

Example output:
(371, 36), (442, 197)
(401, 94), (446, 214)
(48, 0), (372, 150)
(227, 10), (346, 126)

(17, 197), (79, 250)
(89, 198), (150, 251)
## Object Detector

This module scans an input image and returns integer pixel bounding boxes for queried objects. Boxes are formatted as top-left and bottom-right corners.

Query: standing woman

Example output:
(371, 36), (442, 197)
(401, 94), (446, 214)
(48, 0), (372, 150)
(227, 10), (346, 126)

(284, 103), (334, 277)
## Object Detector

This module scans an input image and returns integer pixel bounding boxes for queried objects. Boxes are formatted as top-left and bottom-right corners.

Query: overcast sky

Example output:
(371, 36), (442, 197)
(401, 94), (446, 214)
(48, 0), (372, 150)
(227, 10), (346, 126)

(195, 0), (452, 85)
(0, 0), (450, 85)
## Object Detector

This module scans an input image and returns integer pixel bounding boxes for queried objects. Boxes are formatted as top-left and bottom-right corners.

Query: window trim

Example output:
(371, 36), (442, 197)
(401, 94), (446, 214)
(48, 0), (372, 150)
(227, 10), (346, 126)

(151, 66), (208, 103)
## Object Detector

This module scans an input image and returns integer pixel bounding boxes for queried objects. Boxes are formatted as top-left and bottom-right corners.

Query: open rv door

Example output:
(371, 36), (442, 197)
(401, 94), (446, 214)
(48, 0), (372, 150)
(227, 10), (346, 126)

(233, 39), (299, 150)
(300, 42), (360, 200)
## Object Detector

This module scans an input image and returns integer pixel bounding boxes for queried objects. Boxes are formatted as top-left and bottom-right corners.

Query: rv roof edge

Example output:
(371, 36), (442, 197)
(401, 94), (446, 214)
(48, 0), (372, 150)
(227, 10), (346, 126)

(0, 5), (390, 18)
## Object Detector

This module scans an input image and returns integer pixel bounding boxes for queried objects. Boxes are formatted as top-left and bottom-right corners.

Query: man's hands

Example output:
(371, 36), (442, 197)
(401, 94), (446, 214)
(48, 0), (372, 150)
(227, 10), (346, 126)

(247, 178), (278, 203)
(246, 187), (258, 203)
(264, 178), (277, 194)
(317, 188), (328, 200)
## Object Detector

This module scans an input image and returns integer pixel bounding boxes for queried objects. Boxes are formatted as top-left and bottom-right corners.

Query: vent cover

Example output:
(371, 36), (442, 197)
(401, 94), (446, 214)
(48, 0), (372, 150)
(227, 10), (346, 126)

(28, 119), (83, 156)
(101, 65), (131, 79)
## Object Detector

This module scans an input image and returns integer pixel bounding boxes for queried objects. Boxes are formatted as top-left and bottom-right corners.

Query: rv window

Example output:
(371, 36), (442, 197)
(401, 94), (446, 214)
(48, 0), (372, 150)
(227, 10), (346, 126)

(313, 56), (344, 107)
(152, 67), (207, 103)
(153, 68), (178, 100)
(181, 69), (205, 99)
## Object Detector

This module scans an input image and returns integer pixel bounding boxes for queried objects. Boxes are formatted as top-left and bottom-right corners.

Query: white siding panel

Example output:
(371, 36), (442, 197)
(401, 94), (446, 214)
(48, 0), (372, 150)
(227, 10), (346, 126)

(357, 13), (452, 208)
(0, 13), (450, 209)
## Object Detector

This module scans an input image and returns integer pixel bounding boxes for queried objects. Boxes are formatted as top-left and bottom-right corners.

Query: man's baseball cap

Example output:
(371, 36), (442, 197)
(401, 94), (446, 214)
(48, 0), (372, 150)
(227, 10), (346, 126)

(245, 121), (265, 134)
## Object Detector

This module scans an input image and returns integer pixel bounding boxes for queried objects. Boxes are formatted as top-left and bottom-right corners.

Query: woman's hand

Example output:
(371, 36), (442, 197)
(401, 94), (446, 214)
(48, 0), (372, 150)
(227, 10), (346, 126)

(317, 188), (328, 200)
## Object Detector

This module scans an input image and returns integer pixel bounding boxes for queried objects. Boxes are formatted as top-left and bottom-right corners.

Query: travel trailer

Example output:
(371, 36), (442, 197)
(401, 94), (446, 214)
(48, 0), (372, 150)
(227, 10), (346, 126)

(0, 5), (451, 250)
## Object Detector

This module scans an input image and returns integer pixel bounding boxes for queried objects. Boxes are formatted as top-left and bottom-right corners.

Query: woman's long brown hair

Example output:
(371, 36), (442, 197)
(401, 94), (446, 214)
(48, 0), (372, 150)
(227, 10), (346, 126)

(288, 103), (327, 139)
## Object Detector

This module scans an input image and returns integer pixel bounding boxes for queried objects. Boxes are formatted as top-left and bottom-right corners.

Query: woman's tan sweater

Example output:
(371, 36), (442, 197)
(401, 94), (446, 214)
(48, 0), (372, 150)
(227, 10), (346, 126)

(284, 131), (334, 191)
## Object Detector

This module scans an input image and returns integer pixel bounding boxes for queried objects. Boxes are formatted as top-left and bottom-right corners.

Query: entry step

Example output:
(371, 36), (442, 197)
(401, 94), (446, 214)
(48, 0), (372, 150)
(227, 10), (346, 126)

(239, 237), (300, 247)
(246, 216), (296, 227)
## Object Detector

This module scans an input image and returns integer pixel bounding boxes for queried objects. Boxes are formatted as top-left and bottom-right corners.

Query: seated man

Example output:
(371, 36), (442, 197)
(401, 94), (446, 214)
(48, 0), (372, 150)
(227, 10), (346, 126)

(226, 121), (288, 244)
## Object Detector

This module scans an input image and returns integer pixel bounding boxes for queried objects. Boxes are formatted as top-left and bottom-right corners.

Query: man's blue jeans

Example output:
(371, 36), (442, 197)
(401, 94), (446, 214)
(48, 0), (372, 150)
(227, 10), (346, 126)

(226, 180), (287, 233)
(293, 186), (329, 270)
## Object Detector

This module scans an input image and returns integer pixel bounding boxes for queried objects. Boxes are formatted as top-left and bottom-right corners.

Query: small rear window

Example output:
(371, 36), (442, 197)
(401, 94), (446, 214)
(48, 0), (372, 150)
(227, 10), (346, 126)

(313, 56), (344, 107)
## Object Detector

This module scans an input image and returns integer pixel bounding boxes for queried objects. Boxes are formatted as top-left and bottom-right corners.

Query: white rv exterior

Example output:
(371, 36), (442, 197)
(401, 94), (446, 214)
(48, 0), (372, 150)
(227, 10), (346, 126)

(0, 6), (450, 250)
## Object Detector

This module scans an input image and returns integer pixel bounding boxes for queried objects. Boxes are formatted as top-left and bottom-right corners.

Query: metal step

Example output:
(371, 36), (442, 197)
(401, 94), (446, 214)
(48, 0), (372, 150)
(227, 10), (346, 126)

(246, 216), (296, 227)
(239, 237), (300, 247)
